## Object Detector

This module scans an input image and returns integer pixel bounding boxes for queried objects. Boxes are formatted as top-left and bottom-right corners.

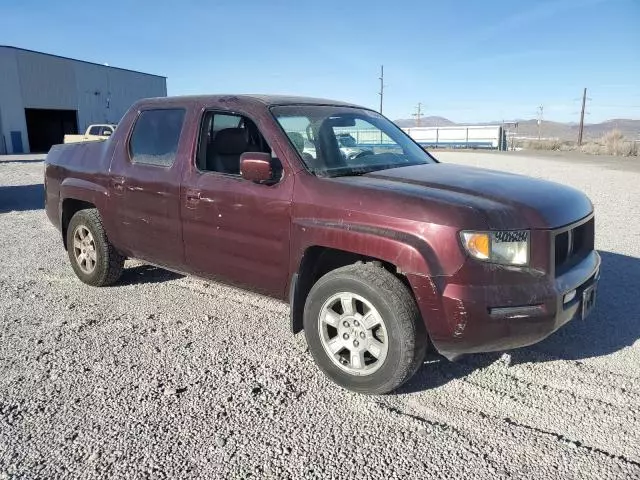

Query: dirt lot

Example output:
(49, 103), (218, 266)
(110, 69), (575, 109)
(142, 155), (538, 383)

(1, 152), (639, 479)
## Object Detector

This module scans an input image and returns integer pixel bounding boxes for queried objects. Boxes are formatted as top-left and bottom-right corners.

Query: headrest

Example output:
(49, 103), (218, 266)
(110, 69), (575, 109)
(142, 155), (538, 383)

(213, 128), (247, 155)
(287, 131), (305, 151)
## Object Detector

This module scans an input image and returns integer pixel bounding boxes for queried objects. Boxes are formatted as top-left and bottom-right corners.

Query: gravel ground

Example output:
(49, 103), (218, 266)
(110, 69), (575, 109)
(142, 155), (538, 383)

(0, 152), (639, 479)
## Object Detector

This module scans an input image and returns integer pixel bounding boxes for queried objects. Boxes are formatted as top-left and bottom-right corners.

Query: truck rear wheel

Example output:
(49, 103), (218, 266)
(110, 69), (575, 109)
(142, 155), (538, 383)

(66, 209), (124, 286)
(303, 262), (427, 394)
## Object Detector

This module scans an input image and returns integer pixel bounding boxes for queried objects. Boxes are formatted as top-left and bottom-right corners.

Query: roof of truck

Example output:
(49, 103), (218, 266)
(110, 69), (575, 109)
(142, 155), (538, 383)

(138, 94), (366, 109)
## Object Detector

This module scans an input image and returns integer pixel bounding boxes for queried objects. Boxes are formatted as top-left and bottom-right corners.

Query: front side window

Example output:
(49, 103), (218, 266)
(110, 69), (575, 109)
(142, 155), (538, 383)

(129, 109), (185, 167)
(272, 105), (435, 177)
(195, 111), (272, 175)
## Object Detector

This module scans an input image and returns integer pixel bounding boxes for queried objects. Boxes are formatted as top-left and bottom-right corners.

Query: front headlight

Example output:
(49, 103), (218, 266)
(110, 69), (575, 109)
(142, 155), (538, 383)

(460, 230), (529, 266)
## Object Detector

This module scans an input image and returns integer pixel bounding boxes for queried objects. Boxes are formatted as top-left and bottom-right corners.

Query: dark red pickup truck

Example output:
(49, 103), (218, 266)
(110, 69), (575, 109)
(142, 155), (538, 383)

(44, 95), (600, 394)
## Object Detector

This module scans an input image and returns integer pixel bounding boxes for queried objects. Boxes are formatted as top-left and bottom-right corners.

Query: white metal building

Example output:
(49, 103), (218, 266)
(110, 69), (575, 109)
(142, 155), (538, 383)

(333, 124), (507, 150)
(0, 46), (167, 154)
(403, 125), (506, 150)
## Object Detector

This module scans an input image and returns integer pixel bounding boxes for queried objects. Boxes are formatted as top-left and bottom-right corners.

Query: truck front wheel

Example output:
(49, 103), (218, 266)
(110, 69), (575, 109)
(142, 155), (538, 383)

(66, 209), (124, 287)
(303, 263), (427, 394)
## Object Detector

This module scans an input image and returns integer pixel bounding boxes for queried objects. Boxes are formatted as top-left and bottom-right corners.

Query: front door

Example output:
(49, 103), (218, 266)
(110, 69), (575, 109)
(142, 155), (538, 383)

(181, 109), (294, 298)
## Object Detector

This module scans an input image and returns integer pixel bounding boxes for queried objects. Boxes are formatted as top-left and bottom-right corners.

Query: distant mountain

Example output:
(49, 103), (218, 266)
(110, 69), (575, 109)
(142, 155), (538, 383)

(394, 116), (456, 128)
(509, 118), (640, 140)
(508, 119), (574, 140)
(584, 119), (640, 139)
(393, 116), (640, 141)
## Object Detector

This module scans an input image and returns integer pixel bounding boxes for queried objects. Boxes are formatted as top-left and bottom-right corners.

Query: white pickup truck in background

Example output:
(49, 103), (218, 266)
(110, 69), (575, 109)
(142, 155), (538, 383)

(63, 124), (117, 144)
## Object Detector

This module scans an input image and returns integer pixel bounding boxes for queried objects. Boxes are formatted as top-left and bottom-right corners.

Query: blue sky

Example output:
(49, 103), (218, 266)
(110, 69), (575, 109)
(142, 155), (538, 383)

(2, 0), (639, 123)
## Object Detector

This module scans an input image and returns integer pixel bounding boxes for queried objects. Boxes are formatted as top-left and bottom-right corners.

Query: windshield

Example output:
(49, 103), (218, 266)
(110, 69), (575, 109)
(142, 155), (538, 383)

(272, 105), (436, 177)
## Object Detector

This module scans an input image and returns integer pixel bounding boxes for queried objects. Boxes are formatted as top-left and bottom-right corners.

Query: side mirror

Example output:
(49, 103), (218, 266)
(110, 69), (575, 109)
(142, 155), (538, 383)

(240, 152), (273, 183)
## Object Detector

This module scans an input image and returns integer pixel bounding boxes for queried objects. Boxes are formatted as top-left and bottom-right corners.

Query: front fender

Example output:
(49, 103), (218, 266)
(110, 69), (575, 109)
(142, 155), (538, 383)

(288, 218), (457, 338)
(291, 218), (448, 278)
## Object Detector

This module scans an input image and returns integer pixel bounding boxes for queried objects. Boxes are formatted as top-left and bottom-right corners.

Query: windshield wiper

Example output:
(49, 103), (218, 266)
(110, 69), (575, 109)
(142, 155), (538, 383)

(328, 170), (368, 178)
(318, 162), (430, 178)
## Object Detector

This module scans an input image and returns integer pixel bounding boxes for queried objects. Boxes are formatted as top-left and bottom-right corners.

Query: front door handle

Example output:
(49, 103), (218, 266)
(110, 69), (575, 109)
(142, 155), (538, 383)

(186, 189), (201, 206)
(112, 176), (125, 193)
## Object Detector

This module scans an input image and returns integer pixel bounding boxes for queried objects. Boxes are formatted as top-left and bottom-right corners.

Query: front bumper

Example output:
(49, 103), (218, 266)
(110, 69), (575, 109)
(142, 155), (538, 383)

(430, 250), (601, 360)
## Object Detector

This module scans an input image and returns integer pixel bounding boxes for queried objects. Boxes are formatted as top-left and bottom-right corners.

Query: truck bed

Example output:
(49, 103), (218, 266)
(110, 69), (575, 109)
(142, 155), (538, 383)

(63, 134), (110, 144)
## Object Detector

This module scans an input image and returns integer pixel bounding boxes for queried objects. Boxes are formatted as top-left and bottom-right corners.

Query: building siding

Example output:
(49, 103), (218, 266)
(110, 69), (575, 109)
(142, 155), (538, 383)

(0, 46), (167, 153)
(17, 49), (79, 110)
(0, 48), (28, 153)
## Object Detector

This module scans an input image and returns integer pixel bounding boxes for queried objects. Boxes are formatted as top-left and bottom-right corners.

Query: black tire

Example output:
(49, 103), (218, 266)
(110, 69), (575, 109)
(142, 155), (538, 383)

(303, 262), (427, 394)
(66, 208), (124, 287)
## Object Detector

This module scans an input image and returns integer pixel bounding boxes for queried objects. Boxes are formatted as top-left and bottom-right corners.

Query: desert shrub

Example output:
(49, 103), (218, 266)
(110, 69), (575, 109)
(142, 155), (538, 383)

(618, 140), (638, 156)
(578, 131), (638, 157)
(580, 142), (604, 155)
(595, 130), (638, 156)
(524, 139), (563, 151)
(602, 130), (624, 155)
(558, 140), (577, 151)
(519, 131), (637, 156)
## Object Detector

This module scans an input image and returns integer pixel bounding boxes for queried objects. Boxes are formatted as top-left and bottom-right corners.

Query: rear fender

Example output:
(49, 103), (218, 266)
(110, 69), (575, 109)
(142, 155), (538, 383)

(59, 178), (110, 244)
(59, 178), (109, 211)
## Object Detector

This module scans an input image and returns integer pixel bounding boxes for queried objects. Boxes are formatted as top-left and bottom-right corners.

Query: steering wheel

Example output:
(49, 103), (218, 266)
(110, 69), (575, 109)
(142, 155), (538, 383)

(350, 150), (373, 159)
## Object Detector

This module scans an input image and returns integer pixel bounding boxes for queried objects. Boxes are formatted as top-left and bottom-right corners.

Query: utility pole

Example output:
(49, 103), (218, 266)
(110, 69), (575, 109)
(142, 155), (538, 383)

(412, 102), (423, 127)
(378, 65), (384, 114)
(537, 105), (544, 140)
(577, 87), (587, 146)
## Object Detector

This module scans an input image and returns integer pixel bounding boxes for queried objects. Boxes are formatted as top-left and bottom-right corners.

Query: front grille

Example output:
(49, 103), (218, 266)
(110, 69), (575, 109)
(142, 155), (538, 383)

(554, 217), (594, 275)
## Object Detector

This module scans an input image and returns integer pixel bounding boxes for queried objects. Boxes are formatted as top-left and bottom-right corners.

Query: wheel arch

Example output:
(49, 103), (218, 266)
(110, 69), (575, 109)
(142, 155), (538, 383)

(288, 220), (444, 335)
(61, 198), (97, 250)
(59, 178), (108, 250)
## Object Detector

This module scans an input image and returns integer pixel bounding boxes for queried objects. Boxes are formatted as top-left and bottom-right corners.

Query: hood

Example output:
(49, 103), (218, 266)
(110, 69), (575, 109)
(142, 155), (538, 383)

(353, 163), (593, 229)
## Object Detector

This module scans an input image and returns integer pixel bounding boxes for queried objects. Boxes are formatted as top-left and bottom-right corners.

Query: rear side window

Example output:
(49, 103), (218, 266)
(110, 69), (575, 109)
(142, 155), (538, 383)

(129, 109), (186, 167)
(88, 126), (101, 135)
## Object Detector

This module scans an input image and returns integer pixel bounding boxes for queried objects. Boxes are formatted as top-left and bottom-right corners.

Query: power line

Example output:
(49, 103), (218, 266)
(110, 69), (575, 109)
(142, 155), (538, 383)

(378, 65), (384, 114)
(578, 88), (587, 146)
(595, 104), (640, 109)
(537, 105), (544, 140)
(412, 102), (424, 127)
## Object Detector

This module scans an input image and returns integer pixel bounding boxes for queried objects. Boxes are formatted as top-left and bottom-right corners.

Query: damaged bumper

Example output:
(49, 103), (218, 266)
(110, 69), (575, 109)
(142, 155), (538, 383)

(427, 250), (601, 361)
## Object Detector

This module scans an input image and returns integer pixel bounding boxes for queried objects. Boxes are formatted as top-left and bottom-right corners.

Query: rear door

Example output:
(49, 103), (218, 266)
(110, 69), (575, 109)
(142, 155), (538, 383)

(108, 107), (189, 270)
(180, 109), (294, 298)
